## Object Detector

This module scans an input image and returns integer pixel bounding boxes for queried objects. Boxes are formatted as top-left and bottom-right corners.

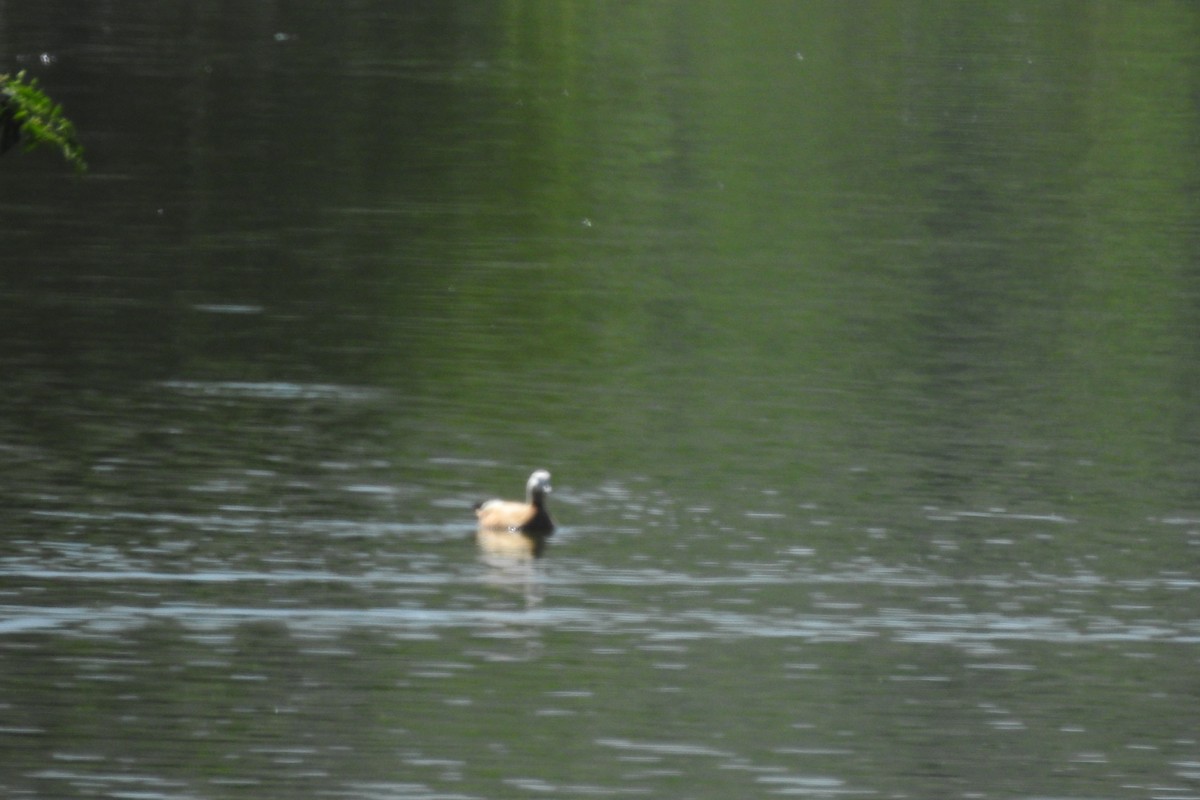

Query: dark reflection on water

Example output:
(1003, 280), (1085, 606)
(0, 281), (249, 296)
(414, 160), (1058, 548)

(4, 1), (1200, 799)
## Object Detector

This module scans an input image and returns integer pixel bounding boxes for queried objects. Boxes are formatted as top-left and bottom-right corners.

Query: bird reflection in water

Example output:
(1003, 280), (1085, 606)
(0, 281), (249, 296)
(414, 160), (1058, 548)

(477, 546), (547, 610)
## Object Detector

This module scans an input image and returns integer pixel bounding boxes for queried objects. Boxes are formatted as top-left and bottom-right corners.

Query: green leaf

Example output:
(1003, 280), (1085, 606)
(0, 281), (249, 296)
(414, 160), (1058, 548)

(0, 69), (87, 172)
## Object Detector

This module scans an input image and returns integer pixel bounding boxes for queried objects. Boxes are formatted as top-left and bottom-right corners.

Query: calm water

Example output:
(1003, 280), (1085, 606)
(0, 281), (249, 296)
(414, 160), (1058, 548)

(3, 3), (1200, 799)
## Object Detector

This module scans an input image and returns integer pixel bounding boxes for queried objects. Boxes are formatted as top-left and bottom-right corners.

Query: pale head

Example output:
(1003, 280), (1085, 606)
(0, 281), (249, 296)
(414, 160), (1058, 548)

(526, 469), (552, 502)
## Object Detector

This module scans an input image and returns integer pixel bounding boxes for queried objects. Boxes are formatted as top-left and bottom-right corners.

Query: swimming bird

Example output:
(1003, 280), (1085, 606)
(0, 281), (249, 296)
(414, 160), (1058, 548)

(474, 469), (555, 534)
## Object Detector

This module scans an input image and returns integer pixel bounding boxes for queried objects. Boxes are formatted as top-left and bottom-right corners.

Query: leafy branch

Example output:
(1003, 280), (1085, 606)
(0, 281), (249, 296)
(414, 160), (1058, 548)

(0, 70), (87, 172)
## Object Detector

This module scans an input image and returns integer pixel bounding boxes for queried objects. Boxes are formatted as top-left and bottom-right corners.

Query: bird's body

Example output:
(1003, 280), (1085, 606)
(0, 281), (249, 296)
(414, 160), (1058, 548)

(473, 469), (555, 534)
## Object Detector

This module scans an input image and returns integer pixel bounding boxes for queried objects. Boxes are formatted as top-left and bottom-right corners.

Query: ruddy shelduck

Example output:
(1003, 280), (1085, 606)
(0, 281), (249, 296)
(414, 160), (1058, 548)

(474, 469), (555, 534)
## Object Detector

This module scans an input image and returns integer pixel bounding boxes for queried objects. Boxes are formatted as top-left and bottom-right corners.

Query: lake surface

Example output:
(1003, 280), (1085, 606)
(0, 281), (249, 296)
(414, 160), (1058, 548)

(3, 2), (1200, 798)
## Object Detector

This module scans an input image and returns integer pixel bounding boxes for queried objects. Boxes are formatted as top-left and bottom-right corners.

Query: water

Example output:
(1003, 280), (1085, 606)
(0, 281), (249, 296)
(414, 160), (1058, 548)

(3, 2), (1200, 798)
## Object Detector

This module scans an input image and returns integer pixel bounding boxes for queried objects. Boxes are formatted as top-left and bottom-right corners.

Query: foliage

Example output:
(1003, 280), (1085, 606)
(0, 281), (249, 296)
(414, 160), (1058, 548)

(0, 69), (87, 172)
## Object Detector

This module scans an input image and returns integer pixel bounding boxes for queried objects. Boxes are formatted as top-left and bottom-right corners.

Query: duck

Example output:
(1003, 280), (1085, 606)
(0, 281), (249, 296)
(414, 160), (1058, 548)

(474, 469), (555, 534)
